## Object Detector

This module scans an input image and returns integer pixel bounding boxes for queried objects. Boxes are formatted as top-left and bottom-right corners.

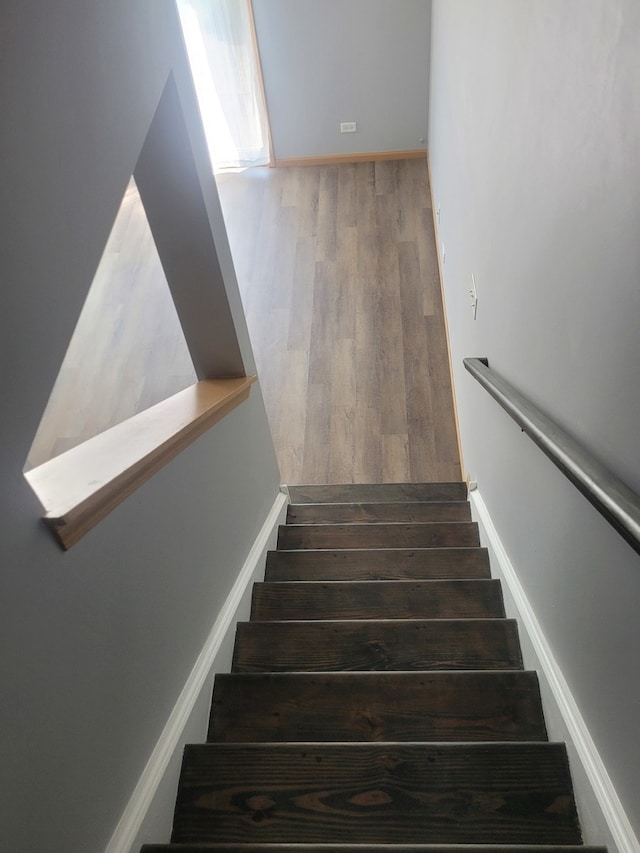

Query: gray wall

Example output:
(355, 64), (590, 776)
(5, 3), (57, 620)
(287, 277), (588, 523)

(0, 2), (281, 850)
(252, 0), (431, 160)
(429, 0), (640, 844)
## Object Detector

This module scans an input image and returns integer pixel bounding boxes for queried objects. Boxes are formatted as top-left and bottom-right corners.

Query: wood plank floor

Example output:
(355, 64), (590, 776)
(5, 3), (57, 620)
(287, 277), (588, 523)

(216, 160), (461, 484)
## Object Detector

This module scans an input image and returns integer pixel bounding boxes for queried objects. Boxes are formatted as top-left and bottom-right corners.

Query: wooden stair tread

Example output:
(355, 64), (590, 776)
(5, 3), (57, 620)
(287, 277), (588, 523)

(209, 671), (546, 742)
(144, 482), (596, 852)
(278, 522), (480, 550)
(232, 619), (523, 672)
(251, 580), (505, 621)
(171, 742), (580, 845)
(287, 502), (472, 525)
(265, 548), (491, 581)
(287, 483), (468, 504)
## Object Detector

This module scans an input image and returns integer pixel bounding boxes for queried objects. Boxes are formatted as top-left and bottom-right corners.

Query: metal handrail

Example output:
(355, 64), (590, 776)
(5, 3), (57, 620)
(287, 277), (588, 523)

(464, 357), (640, 556)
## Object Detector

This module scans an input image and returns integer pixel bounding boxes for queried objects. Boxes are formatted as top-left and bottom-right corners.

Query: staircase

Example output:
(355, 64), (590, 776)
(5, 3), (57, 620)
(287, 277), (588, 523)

(142, 482), (606, 853)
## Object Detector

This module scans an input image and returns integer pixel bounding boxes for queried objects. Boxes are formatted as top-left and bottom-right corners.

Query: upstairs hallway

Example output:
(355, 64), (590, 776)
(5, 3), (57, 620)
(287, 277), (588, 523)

(27, 158), (460, 487)
(216, 158), (460, 484)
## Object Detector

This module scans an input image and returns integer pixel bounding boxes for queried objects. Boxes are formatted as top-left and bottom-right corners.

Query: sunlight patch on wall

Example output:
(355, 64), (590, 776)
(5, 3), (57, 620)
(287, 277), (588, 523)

(25, 178), (197, 471)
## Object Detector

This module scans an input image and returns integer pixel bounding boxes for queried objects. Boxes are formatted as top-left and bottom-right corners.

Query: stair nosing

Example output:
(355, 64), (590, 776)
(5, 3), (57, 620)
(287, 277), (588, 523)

(215, 668), (540, 677)
(253, 578), (500, 585)
(238, 616), (520, 624)
(287, 499), (470, 506)
(267, 546), (489, 552)
(281, 521), (478, 528)
(144, 846), (606, 851)
(183, 739), (569, 750)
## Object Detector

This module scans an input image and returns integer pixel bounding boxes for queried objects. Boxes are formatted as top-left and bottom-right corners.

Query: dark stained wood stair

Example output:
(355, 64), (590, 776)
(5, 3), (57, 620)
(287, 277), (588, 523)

(142, 482), (606, 853)
(251, 579), (505, 620)
(265, 546), (491, 581)
(208, 671), (547, 742)
(232, 618), (524, 672)
(286, 501), (472, 524)
(277, 521), (481, 550)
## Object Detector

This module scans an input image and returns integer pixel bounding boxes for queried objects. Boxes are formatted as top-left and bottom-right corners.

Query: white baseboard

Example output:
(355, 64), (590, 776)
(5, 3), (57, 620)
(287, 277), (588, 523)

(104, 489), (288, 853)
(470, 488), (638, 853)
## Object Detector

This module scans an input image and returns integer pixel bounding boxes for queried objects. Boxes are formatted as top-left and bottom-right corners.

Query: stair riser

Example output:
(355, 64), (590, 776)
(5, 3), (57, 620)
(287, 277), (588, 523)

(232, 619), (524, 672)
(209, 671), (547, 743)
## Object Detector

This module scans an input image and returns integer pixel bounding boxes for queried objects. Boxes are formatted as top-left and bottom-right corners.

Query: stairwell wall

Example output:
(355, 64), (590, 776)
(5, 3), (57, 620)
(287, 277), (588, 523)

(428, 1), (640, 849)
(0, 2), (281, 851)
(252, 0), (431, 161)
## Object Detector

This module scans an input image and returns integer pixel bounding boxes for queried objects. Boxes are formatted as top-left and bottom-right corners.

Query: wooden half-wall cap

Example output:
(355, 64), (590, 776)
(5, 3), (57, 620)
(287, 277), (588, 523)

(25, 376), (257, 550)
(274, 149), (427, 168)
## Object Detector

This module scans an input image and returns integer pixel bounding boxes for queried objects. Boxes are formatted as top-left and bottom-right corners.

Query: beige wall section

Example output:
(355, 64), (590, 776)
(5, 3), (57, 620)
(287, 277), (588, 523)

(252, 0), (431, 160)
(428, 1), (640, 848)
(0, 2), (280, 851)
